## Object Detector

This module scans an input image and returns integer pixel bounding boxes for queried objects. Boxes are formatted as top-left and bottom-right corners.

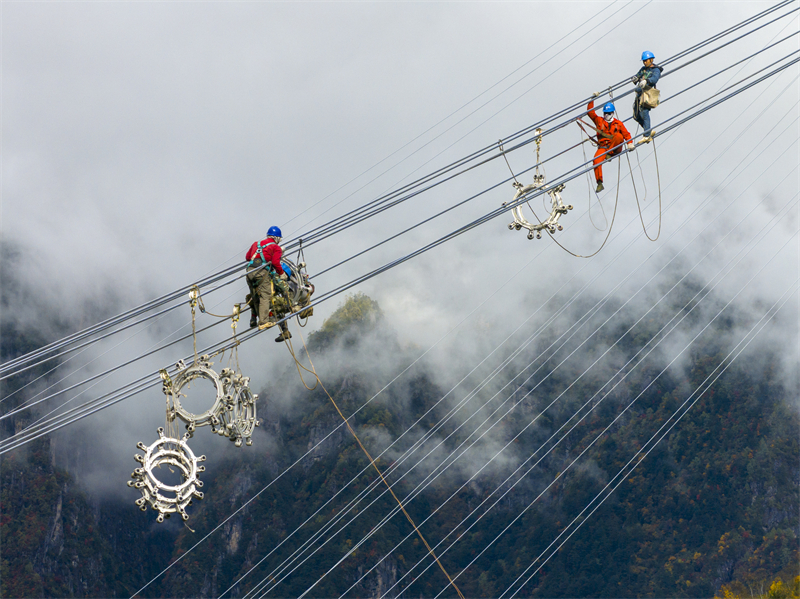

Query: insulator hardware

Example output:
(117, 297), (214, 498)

(506, 180), (570, 239)
(505, 135), (571, 240)
(128, 428), (205, 522)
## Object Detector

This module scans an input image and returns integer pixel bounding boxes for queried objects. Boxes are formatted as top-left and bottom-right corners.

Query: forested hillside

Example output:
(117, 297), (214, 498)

(1, 289), (798, 598)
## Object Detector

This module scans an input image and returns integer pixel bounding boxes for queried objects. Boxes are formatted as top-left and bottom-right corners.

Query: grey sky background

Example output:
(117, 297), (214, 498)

(2, 0), (798, 508)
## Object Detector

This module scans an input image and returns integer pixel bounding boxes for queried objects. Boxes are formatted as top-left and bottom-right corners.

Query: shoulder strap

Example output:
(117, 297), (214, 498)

(249, 240), (272, 267)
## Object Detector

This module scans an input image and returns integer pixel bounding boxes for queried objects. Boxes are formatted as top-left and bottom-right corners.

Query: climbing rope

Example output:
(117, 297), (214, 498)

(282, 326), (318, 392)
(281, 327), (466, 599)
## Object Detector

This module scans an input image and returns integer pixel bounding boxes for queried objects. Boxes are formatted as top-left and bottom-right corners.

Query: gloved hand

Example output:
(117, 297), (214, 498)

(631, 76), (639, 84)
(279, 272), (288, 281)
(626, 142), (635, 150)
(637, 78), (647, 88)
(592, 91), (600, 98)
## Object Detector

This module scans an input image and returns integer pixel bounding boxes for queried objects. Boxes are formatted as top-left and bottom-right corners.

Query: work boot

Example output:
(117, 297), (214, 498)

(637, 130), (655, 145)
(249, 315), (258, 329)
(258, 320), (276, 331)
(595, 181), (604, 193)
(275, 330), (292, 343)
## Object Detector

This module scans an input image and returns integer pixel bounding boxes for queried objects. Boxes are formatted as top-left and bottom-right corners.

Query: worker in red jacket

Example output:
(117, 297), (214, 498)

(245, 226), (291, 341)
(587, 98), (634, 193)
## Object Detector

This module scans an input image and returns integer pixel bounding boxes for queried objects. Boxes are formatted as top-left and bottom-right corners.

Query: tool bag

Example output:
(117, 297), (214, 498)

(640, 87), (661, 109)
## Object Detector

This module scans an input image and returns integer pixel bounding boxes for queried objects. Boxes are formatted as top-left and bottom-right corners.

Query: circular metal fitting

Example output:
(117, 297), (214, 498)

(167, 356), (230, 433)
(213, 376), (259, 447)
(127, 427), (206, 522)
(505, 176), (570, 240)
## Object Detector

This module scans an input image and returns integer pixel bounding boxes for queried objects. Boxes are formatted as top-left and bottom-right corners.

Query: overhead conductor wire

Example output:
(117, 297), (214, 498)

(234, 73), (799, 598)
(500, 273), (799, 598)
(3, 43), (796, 459)
(1, 2), (793, 385)
(128, 11), (796, 596)
(348, 144), (800, 599)
(290, 42), (800, 592)
(399, 190), (800, 599)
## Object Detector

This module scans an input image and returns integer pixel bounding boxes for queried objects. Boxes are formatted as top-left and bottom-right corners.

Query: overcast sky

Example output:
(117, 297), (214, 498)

(2, 1), (798, 498)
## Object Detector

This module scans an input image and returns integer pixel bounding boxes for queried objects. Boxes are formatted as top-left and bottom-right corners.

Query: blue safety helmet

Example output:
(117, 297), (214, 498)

(267, 226), (282, 238)
(641, 51), (655, 62)
(281, 262), (292, 278)
(603, 102), (616, 114)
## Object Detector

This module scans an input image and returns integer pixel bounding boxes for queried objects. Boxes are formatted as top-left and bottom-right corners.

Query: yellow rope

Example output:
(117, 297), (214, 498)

(284, 337), (318, 392)
(190, 284), (245, 319)
(283, 327), (465, 599)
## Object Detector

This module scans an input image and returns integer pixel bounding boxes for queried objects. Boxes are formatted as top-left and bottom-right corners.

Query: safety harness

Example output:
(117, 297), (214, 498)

(248, 239), (276, 269)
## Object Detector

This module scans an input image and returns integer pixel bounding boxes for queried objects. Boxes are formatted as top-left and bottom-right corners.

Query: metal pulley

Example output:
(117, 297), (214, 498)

(282, 257), (315, 318)
(127, 427), (206, 523)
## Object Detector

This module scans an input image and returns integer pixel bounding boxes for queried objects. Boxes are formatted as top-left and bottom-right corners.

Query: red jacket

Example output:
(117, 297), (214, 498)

(246, 238), (285, 275)
(587, 100), (631, 148)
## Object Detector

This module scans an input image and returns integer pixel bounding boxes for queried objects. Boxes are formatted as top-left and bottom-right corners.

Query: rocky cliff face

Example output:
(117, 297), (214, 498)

(1, 292), (798, 598)
(0, 441), (110, 598)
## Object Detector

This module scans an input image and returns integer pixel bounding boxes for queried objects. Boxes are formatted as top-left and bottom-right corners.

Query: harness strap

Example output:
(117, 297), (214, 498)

(578, 118), (614, 140)
(576, 119), (600, 146)
(248, 239), (276, 268)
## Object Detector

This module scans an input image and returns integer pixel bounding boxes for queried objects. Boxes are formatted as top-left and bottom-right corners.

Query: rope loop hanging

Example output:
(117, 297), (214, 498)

(627, 136), (663, 241)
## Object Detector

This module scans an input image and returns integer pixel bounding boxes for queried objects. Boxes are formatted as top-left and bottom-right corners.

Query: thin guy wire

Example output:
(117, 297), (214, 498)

(503, 278), (799, 597)
(4, 56), (793, 456)
(2, 9), (793, 381)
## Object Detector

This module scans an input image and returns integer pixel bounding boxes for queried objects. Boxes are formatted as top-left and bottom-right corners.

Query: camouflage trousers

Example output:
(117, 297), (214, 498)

(246, 265), (289, 330)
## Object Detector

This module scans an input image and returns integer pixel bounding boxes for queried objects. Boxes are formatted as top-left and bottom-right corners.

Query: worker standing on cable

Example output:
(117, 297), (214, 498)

(245, 226), (292, 342)
(587, 97), (633, 193)
(632, 51), (663, 141)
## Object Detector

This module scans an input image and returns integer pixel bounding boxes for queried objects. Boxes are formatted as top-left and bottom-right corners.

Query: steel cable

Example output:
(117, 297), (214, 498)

(138, 63), (792, 596)
(236, 101), (792, 592)
(397, 195), (800, 599)
(2, 7), (794, 382)
(3, 53), (795, 458)
(503, 281), (798, 598)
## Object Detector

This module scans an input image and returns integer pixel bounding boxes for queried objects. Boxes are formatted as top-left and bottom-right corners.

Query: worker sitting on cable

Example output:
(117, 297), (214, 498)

(631, 51), (663, 142)
(245, 226), (292, 342)
(587, 98), (633, 193)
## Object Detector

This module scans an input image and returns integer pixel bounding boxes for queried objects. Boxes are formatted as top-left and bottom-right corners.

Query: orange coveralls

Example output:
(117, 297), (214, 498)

(587, 100), (631, 183)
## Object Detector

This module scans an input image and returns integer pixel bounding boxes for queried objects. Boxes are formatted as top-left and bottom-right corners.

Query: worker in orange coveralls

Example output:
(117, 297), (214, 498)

(587, 96), (634, 193)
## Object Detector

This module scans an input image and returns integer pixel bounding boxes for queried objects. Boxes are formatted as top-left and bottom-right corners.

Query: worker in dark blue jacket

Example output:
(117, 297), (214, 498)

(632, 51), (663, 141)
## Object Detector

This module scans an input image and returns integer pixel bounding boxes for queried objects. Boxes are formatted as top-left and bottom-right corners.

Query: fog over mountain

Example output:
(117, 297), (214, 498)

(1, 2), (798, 597)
